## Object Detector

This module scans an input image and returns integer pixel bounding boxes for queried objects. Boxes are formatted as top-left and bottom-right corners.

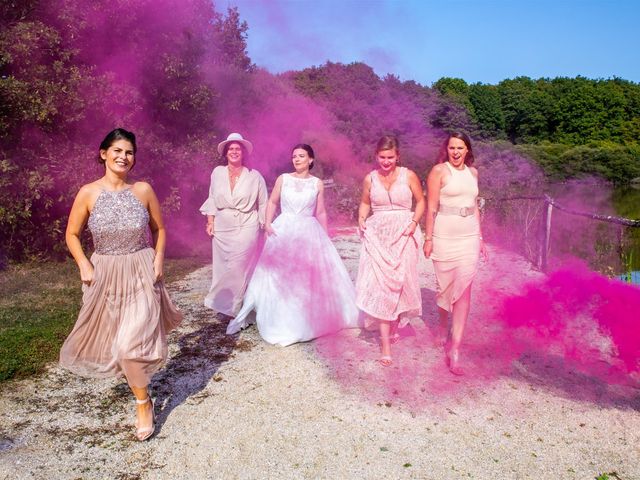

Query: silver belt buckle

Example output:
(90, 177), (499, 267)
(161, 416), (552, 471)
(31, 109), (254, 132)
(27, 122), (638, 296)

(459, 207), (470, 217)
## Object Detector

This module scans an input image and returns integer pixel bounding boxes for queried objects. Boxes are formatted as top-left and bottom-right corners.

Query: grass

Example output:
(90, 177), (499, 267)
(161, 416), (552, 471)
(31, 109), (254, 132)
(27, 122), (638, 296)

(0, 256), (206, 382)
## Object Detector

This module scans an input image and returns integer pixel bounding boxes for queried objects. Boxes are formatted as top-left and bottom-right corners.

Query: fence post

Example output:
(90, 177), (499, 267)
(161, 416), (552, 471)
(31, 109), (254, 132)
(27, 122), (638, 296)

(540, 196), (553, 271)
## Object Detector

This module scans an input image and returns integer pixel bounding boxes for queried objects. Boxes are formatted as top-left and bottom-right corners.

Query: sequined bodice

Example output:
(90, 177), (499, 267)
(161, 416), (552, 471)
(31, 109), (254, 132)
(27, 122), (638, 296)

(88, 189), (150, 255)
(280, 174), (318, 217)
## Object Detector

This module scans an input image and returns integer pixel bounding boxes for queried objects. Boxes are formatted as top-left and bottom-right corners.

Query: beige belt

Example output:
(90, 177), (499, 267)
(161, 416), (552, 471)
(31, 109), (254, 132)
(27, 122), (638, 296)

(438, 204), (475, 217)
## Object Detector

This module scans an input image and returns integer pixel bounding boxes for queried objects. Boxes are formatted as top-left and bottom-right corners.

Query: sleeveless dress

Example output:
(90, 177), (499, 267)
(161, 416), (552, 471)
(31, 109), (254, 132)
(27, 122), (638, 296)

(355, 167), (423, 323)
(431, 162), (481, 311)
(226, 174), (359, 346)
(59, 188), (183, 387)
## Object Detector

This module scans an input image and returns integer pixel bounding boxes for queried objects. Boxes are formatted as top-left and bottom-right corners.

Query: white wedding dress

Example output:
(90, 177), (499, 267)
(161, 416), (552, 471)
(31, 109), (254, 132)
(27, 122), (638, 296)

(227, 174), (359, 346)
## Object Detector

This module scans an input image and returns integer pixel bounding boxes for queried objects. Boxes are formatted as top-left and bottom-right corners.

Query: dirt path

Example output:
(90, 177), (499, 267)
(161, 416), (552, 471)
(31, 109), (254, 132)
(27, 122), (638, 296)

(1, 229), (638, 479)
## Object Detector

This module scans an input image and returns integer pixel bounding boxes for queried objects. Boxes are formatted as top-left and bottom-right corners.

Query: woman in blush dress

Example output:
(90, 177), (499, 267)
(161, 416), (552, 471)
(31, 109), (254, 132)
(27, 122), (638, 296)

(200, 133), (268, 317)
(356, 135), (425, 366)
(227, 144), (359, 346)
(60, 128), (182, 441)
(423, 131), (488, 375)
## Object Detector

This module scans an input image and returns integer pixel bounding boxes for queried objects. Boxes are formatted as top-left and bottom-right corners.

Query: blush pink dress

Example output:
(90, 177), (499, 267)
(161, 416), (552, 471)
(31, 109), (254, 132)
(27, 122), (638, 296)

(431, 162), (481, 311)
(355, 167), (423, 323)
(59, 188), (182, 388)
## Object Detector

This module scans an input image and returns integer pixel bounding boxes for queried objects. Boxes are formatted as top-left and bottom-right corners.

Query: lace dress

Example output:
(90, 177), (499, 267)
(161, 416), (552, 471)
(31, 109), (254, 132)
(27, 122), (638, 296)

(355, 167), (423, 323)
(59, 188), (182, 387)
(227, 174), (359, 346)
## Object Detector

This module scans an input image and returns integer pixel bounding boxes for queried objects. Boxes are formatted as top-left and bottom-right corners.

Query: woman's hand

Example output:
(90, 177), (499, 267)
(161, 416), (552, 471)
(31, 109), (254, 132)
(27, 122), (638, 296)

(79, 258), (94, 286)
(264, 224), (277, 237)
(206, 222), (214, 237)
(402, 220), (417, 236)
(358, 217), (367, 234)
(153, 253), (164, 283)
(423, 239), (433, 258)
(480, 239), (489, 261)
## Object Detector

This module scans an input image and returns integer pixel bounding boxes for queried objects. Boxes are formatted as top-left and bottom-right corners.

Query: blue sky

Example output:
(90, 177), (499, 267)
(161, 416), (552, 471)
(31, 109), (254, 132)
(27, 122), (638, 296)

(226, 0), (640, 86)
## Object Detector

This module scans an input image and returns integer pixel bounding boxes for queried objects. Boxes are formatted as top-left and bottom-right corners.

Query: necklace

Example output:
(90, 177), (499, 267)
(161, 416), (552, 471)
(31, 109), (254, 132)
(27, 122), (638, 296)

(228, 166), (243, 189)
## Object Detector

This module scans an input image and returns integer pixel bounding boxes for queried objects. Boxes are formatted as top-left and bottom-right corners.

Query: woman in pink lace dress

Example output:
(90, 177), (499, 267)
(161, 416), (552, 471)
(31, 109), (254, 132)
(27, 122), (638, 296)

(355, 135), (425, 366)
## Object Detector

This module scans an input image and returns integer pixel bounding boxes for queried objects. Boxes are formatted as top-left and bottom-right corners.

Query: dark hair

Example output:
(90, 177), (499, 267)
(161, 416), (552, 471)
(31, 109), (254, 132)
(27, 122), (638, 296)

(375, 135), (400, 154)
(221, 141), (252, 169)
(291, 143), (315, 170)
(437, 131), (474, 166)
(98, 128), (137, 167)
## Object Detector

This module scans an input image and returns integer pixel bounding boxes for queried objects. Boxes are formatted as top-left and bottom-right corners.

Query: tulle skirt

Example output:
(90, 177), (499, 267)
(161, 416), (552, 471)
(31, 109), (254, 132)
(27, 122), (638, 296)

(59, 247), (182, 387)
(227, 213), (359, 346)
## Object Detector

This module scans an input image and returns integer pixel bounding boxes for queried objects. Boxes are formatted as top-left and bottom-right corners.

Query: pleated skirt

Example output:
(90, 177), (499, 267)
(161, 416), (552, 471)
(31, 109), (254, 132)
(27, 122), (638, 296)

(59, 247), (182, 387)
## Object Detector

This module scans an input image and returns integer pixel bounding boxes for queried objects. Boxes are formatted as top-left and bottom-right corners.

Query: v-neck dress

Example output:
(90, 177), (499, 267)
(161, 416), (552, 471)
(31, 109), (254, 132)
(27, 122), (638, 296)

(199, 165), (268, 316)
(355, 167), (423, 323)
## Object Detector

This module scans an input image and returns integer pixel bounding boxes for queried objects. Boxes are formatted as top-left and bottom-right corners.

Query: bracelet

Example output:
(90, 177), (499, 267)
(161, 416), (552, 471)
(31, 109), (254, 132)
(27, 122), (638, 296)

(410, 220), (418, 225)
(424, 237), (432, 242)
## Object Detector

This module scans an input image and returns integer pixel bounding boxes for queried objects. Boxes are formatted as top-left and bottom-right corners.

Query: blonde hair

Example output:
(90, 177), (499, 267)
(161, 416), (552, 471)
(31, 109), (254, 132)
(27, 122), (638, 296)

(375, 135), (399, 154)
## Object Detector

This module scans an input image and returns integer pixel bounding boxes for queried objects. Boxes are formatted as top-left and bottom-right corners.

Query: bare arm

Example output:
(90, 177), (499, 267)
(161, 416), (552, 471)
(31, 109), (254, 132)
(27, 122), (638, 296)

(65, 185), (95, 284)
(470, 167), (488, 260)
(423, 164), (444, 257)
(136, 182), (166, 281)
(264, 175), (283, 236)
(315, 179), (328, 233)
(357, 175), (372, 232)
(402, 169), (425, 236)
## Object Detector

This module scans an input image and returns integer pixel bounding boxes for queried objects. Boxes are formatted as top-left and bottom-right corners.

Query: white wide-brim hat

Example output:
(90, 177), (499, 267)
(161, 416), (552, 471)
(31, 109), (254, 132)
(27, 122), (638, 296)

(217, 132), (253, 155)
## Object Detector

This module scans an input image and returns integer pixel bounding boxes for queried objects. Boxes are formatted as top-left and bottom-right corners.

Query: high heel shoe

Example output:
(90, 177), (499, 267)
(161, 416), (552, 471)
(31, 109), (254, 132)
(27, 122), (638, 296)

(445, 348), (464, 376)
(378, 355), (393, 367)
(135, 394), (156, 441)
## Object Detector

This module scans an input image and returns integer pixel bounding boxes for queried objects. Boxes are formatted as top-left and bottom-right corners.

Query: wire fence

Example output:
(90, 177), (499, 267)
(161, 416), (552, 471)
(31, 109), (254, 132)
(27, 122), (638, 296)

(482, 195), (640, 276)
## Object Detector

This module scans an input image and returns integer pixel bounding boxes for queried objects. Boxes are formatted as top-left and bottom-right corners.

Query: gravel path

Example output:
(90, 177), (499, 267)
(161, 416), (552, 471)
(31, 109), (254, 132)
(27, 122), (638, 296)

(1, 229), (638, 480)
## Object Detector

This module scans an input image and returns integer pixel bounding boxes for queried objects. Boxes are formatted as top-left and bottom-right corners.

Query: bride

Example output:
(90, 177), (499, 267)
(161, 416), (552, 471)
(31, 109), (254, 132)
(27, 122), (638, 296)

(226, 144), (359, 345)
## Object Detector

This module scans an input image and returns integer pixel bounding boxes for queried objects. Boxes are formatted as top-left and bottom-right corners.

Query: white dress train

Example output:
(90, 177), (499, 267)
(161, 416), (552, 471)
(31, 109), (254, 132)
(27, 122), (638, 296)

(227, 174), (359, 346)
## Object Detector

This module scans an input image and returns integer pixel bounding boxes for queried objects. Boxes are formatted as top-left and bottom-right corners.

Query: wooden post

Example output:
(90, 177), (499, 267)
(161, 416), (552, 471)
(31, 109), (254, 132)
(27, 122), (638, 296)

(540, 196), (553, 272)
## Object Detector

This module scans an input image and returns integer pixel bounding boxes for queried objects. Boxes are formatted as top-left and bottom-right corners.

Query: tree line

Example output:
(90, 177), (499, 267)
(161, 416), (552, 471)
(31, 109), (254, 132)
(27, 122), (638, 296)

(1, 0), (638, 262)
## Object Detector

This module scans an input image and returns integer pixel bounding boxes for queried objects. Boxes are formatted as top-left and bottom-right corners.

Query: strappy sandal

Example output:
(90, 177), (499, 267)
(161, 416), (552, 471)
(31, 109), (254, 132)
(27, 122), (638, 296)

(135, 394), (156, 441)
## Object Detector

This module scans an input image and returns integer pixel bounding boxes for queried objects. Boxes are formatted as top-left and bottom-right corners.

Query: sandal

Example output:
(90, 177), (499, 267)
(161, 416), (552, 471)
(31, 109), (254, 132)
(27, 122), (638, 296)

(135, 394), (156, 441)
(378, 355), (393, 367)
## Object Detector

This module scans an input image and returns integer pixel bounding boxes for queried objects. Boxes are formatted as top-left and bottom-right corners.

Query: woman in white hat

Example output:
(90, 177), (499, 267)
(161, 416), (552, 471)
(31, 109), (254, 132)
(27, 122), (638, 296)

(200, 133), (268, 317)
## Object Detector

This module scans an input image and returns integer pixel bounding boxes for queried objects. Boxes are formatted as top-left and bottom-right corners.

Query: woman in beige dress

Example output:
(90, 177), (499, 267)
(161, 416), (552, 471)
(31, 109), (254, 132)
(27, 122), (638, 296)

(60, 128), (183, 441)
(423, 132), (488, 375)
(200, 133), (268, 317)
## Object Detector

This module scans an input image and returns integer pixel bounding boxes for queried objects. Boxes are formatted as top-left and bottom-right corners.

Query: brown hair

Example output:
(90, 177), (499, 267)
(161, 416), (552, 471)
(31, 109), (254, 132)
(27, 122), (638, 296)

(436, 131), (474, 166)
(221, 141), (252, 170)
(97, 128), (137, 170)
(375, 135), (400, 154)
